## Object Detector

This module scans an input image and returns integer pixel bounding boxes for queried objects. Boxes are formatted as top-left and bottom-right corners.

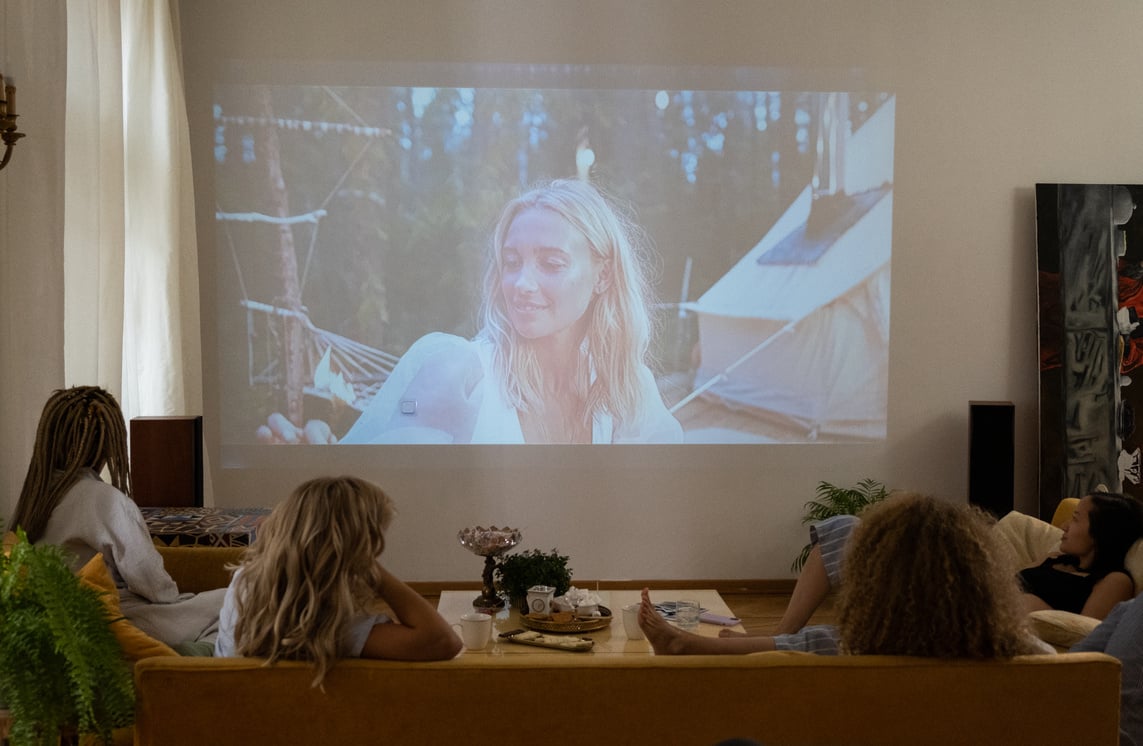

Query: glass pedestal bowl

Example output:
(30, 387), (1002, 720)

(457, 526), (522, 613)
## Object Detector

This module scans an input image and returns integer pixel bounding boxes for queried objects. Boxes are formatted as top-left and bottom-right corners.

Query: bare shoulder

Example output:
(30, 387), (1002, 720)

(1095, 570), (1135, 593)
(1082, 571), (1137, 619)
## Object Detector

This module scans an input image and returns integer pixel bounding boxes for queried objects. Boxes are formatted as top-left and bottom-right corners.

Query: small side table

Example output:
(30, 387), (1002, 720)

(141, 507), (271, 547)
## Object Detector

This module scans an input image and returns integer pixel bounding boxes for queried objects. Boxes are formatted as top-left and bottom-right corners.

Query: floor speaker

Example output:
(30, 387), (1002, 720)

(968, 401), (1015, 517)
(130, 416), (204, 508)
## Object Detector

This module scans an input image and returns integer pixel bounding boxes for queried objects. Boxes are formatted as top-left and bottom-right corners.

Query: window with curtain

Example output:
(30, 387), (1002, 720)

(63, 0), (201, 423)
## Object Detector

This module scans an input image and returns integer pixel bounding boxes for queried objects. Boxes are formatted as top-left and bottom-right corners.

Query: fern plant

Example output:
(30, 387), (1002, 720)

(791, 479), (890, 572)
(0, 529), (135, 746)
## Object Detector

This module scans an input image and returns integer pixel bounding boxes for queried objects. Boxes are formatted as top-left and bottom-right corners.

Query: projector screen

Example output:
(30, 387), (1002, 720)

(211, 62), (894, 452)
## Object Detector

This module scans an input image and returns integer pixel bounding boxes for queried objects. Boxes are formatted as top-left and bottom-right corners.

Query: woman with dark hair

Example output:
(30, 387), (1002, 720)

(1020, 491), (1143, 620)
(11, 386), (225, 646)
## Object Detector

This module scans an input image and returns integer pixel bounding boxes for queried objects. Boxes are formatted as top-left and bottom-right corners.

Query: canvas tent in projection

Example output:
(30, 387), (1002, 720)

(678, 96), (894, 443)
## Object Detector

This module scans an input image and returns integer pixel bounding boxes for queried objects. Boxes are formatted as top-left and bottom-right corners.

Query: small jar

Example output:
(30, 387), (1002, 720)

(526, 585), (556, 615)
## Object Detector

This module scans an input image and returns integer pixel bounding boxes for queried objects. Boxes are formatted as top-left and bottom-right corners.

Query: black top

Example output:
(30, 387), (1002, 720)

(1018, 556), (1107, 614)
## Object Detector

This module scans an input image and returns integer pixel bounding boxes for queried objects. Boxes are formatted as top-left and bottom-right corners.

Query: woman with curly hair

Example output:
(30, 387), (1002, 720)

(214, 476), (461, 684)
(11, 385), (224, 646)
(266, 178), (683, 445)
(639, 493), (1046, 657)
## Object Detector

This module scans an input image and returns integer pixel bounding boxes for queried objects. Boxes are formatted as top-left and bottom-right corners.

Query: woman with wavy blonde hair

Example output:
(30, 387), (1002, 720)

(640, 493), (1045, 657)
(215, 476), (460, 684)
(475, 177), (666, 442)
(278, 178), (683, 445)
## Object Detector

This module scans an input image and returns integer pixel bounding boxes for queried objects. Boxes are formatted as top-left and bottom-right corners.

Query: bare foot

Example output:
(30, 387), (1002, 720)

(638, 588), (694, 655)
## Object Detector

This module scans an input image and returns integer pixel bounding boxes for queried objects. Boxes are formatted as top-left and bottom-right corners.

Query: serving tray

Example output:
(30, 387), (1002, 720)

(520, 606), (612, 633)
(499, 629), (594, 652)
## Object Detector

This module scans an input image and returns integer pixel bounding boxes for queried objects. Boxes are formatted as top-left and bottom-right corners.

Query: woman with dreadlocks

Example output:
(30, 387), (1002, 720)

(11, 386), (225, 647)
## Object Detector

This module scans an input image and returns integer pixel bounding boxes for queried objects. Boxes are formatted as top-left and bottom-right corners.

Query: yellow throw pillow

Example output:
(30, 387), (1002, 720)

(77, 553), (178, 661)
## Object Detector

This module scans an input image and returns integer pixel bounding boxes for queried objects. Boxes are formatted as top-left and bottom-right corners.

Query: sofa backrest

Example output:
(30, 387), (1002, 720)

(134, 651), (1121, 746)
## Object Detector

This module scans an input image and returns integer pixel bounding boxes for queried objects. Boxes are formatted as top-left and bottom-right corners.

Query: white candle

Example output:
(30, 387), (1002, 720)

(5, 85), (15, 117)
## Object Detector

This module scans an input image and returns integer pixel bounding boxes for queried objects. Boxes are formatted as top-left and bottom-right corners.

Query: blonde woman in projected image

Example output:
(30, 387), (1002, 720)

(11, 386), (225, 648)
(214, 476), (461, 684)
(639, 493), (1052, 658)
(262, 178), (683, 445)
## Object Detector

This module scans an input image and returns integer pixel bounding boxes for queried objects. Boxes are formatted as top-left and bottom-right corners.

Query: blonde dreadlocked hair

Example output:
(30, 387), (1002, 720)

(232, 476), (395, 687)
(837, 492), (1036, 659)
(13, 386), (132, 543)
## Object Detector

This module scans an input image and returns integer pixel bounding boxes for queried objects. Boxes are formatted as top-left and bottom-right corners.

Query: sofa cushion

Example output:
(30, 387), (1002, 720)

(1027, 608), (1101, 651)
(993, 511), (1062, 574)
(77, 553), (178, 661)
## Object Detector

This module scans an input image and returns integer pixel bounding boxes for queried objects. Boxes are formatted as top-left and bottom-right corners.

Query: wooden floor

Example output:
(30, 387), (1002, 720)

(421, 588), (837, 635)
(718, 590), (838, 634)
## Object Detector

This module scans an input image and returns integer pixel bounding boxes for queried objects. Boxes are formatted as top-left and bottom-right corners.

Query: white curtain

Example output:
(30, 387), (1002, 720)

(63, 0), (201, 422)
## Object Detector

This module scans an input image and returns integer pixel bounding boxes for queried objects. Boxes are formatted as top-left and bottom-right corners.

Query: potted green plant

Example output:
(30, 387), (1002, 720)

(0, 529), (135, 746)
(494, 548), (573, 612)
(791, 479), (890, 572)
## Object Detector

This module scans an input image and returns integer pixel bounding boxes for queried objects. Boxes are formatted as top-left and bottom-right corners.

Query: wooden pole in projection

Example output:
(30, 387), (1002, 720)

(256, 86), (306, 427)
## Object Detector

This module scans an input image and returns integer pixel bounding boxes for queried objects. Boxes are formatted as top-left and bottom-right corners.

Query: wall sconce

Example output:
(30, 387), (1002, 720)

(0, 72), (23, 171)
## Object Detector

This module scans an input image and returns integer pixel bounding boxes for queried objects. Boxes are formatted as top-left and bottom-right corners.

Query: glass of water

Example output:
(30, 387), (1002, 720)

(674, 599), (701, 631)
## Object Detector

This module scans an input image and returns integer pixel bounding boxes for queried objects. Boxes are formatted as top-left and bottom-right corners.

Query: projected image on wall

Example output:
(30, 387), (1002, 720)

(213, 65), (894, 445)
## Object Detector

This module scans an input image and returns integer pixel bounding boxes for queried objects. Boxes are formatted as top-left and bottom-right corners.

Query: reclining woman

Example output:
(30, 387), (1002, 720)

(11, 386), (225, 647)
(774, 490), (1142, 638)
(1018, 491), (1143, 620)
(214, 476), (461, 684)
(639, 492), (1050, 657)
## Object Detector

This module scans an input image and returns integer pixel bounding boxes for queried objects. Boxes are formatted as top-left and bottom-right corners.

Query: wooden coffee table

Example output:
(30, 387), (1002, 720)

(436, 589), (744, 657)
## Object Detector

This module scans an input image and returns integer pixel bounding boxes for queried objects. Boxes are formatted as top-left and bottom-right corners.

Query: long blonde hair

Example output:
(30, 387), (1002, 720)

(232, 476), (395, 686)
(13, 386), (131, 542)
(478, 178), (656, 435)
(838, 493), (1035, 659)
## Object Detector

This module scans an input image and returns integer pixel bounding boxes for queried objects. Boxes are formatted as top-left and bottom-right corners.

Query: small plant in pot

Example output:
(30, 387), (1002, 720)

(791, 478), (890, 572)
(494, 548), (572, 613)
(0, 529), (135, 746)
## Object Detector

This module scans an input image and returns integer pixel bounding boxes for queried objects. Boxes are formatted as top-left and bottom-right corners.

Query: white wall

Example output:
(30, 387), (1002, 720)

(0, 0), (66, 529)
(6, 1), (1143, 582)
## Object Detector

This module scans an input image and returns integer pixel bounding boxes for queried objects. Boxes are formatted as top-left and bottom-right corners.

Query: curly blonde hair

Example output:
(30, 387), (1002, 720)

(13, 386), (131, 542)
(479, 178), (657, 436)
(837, 493), (1034, 659)
(232, 476), (395, 685)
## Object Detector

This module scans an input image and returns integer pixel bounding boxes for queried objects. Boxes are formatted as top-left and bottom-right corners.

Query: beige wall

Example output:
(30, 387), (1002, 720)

(0, 0), (66, 529)
(5, 1), (1143, 581)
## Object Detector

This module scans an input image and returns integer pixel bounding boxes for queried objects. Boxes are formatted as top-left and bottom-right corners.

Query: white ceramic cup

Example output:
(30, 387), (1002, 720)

(622, 603), (645, 640)
(453, 612), (492, 650)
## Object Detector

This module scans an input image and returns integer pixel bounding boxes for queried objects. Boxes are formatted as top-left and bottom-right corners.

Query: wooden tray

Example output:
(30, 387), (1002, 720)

(520, 606), (612, 633)
(499, 629), (594, 652)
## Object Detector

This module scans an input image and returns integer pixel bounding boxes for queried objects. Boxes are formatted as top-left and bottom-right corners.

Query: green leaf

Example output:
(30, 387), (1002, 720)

(0, 530), (135, 745)
(792, 479), (890, 571)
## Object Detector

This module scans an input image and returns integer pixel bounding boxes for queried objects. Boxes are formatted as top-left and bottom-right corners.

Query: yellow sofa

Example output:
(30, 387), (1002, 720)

(133, 651), (1121, 746)
(132, 539), (1125, 746)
